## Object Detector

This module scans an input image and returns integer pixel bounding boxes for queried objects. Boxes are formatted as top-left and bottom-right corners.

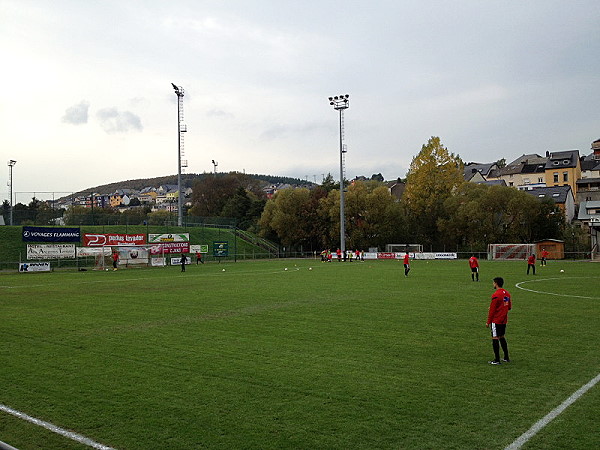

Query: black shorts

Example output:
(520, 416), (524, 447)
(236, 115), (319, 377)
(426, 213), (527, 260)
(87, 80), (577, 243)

(471, 267), (478, 273)
(490, 323), (506, 338)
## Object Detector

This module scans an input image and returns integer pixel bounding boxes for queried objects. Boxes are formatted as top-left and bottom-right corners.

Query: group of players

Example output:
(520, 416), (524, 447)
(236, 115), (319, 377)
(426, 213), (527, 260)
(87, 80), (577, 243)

(320, 249), (364, 262)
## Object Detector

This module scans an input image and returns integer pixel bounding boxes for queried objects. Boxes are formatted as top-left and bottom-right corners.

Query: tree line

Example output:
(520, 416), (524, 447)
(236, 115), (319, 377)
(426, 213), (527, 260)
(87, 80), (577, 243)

(3, 136), (583, 252)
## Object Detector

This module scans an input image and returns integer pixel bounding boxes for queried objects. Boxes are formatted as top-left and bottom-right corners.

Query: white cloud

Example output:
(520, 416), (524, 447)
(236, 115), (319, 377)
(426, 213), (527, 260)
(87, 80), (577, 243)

(62, 101), (90, 125)
(96, 108), (143, 134)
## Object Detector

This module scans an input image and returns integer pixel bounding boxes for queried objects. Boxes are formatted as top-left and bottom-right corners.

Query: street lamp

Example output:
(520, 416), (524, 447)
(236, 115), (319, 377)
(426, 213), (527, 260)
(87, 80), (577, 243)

(7, 160), (16, 225)
(171, 83), (185, 227)
(328, 94), (349, 259)
(212, 159), (218, 174)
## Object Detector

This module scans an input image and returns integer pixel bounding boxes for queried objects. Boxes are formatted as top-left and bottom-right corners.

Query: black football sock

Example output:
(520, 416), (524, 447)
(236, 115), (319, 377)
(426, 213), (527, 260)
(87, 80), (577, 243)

(500, 338), (509, 360)
(492, 340), (500, 361)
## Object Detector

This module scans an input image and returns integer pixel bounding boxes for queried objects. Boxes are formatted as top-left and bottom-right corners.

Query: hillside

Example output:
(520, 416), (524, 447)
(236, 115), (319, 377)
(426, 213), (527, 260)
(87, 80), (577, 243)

(67, 173), (313, 198)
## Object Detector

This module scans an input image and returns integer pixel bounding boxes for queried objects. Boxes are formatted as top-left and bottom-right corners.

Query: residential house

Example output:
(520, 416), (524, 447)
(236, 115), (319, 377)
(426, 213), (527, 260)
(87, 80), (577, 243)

(110, 189), (136, 207)
(463, 162), (498, 182)
(576, 200), (600, 253)
(525, 185), (576, 223)
(544, 150), (581, 196)
(387, 179), (406, 200)
(486, 154), (547, 189)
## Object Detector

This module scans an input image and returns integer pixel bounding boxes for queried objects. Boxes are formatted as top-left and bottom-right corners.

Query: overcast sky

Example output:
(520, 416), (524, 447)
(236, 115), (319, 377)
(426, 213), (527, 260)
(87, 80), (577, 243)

(1, 0), (599, 202)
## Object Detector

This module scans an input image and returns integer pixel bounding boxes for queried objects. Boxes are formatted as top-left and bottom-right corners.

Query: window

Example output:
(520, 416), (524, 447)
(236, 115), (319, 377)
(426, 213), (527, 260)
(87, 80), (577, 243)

(563, 172), (568, 182)
(509, 182), (514, 187)
(553, 173), (559, 183)
(538, 177), (544, 183)
(524, 178), (530, 184)
(552, 193), (560, 197)
(563, 160), (570, 164)
(553, 161), (560, 165)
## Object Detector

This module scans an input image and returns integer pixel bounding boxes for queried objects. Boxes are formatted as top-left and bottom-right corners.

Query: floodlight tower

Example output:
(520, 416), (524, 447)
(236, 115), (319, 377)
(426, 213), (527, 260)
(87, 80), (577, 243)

(171, 83), (187, 226)
(7, 160), (16, 225)
(328, 94), (349, 258)
(212, 159), (218, 174)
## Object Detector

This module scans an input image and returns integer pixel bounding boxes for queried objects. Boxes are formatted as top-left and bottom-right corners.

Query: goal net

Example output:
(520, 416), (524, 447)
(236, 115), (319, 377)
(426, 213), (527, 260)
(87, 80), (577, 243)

(386, 244), (423, 253)
(488, 244), (535, 260)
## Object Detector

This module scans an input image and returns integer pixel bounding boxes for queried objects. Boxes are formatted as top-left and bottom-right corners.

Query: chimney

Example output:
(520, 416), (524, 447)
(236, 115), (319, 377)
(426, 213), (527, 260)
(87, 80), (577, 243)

(546, 151), (550, 157)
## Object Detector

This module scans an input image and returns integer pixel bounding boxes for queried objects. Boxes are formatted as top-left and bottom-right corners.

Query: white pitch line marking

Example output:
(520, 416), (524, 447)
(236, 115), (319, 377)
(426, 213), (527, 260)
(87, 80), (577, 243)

(515, 277), (600, 300)
(505, 373), (600, 449)
(0, 404), (114, 450)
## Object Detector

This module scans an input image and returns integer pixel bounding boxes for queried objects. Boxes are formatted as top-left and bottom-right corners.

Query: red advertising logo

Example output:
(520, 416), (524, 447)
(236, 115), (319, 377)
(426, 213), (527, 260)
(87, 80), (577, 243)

(84, 233), (146, 246)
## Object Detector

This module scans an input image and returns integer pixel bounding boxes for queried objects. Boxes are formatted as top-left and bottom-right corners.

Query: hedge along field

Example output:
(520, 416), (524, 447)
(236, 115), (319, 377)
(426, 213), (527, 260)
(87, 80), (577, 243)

(0, 259), (598, 449)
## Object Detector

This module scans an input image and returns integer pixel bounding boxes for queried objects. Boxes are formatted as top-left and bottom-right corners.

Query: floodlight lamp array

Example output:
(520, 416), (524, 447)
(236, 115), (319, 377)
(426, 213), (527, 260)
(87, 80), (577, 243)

(328, 94), (350, 110)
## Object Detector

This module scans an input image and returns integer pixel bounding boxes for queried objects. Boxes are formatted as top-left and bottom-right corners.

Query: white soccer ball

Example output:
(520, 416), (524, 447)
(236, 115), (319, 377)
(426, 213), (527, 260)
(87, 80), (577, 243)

(284, 268), (288, 271)
(106, 268), (109, 271)
(560, 269), (564, 273)
(309, 267), (312, 270)
(222, 269), (225, 272)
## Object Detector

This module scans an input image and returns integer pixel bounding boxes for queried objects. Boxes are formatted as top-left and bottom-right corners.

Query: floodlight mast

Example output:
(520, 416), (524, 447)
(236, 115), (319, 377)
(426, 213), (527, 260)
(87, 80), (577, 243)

(212, 159), (218, 174)
(328, 94), (350, 258)
(8, 160), (16, 225)
(172, 83), (185, 226)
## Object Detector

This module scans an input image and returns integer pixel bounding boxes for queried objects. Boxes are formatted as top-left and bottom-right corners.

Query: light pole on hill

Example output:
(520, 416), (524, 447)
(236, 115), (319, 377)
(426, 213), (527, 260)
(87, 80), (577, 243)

(212, 159), (218, 174)
(8, 160), (16, 225)
(328, 94), (349, 258)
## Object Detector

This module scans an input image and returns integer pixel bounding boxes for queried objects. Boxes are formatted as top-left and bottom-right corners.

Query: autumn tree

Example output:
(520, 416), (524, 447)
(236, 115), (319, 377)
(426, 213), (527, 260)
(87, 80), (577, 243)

(402, 136), (464, 247)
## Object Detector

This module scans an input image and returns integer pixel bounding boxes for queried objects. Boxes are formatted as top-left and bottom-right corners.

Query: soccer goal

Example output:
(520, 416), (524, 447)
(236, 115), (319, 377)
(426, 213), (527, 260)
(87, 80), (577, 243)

(487, 243), (535, 260)
(386, 244), (423, 253)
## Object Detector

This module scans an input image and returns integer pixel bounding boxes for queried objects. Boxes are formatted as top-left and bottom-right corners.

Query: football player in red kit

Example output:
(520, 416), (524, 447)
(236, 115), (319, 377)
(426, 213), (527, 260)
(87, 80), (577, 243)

(468, 255), (479, 281)
(486, 277), (512, 365)
(403, 252), (410, 277)
(527, 253), (536, 275)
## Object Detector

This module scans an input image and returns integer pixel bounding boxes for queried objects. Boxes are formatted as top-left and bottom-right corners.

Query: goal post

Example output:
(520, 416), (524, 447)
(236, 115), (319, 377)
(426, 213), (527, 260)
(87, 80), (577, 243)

(386, 244), (423, 253)
(487, 243), (535, 260)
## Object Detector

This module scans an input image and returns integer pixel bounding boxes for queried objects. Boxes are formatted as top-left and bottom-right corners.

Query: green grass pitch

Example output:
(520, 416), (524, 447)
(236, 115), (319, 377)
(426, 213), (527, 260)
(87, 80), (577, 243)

(1, 259), (598, 449)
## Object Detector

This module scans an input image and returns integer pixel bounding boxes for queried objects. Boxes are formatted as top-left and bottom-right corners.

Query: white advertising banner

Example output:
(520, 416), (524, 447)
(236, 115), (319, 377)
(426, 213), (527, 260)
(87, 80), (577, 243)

(77, 247), (112, 257)
(434, 253), (458, 259)
(148, 233), (190, 243)
(151, 257), (166, 266)
(19, 262), (51, 272)
(27, 244), (75, 260)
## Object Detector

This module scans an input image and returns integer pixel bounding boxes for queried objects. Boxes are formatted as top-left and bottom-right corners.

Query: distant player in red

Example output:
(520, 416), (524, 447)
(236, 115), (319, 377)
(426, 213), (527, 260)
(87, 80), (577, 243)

(336, 248), (342, 262)
(486, 277), (512, 365)
(112, 251), (119, 271)
(540, 248), (549, 266)
(468, 255), (479, 281)
(527, 253), (536, 275)
(403, 252), (410, 277)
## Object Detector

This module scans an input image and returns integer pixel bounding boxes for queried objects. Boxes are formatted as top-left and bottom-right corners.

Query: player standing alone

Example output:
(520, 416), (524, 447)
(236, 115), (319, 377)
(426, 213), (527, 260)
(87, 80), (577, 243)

(486, 277), (511, 365)
(112, 250), (119, 271)
(540, 248), (549, 266)
(469, 254), (479, 281)
(403, 251), (410, 277)
(527, 253), (536, 275)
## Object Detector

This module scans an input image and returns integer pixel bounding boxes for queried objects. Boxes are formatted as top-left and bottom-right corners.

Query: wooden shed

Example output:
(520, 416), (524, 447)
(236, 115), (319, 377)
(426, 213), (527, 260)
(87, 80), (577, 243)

(535, 239), (565, 259)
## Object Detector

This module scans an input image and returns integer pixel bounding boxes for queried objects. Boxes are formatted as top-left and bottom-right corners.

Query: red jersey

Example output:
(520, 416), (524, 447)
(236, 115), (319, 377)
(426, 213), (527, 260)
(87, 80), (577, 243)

(469, 256), (479, 269)
(541, 250), (549, 258)
(403, 254), (410, 265)
(112, 252), (119, 262)
(528, 255), (536, 265)
(487, 288), (512, 325)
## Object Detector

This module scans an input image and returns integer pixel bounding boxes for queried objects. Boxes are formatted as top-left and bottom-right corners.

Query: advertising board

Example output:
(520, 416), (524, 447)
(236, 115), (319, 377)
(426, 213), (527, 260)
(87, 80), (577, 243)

(149, 242), (190, 255)
(22, 226), (80, 243)
(19, 262), (51, 272)
(83, 233), (146, 246)
(148, 233), (190, 243)
(27, 244), (76, 260)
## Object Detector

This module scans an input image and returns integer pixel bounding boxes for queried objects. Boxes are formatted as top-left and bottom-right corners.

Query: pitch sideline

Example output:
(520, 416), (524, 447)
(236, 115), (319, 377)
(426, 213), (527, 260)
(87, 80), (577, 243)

(0, 403), (114, 450)
(505, 373), (600, 449)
